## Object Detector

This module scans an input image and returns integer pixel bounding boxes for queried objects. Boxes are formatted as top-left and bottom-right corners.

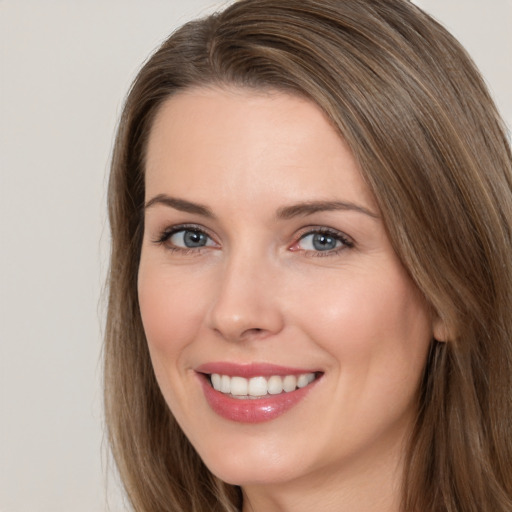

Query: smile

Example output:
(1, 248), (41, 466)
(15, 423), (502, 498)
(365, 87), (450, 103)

(196, 363), (323, 423)
(209, 372), (317, 398)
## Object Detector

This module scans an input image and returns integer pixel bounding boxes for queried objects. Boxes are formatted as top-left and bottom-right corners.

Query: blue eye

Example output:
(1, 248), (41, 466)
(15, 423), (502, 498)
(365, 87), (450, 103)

(169, 229), (214, 248)
(295, 229), (353, 255)
(299, 233), (341, 251)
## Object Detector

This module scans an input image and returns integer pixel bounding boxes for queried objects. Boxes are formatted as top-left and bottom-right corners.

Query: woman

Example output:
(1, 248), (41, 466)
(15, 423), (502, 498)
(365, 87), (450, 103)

(104, 0), (512, 510)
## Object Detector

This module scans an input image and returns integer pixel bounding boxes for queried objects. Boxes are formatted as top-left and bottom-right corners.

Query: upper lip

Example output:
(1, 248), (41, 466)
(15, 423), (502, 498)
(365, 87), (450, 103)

(196, 362), (320, 378)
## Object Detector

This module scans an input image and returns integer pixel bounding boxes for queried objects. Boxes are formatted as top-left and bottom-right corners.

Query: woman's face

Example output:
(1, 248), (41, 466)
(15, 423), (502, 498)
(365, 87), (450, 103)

(138, 87), (435, 489)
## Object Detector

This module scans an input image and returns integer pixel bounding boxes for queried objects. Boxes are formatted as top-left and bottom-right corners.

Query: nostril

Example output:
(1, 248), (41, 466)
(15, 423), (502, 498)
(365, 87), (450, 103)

(241, 327), (265, 338)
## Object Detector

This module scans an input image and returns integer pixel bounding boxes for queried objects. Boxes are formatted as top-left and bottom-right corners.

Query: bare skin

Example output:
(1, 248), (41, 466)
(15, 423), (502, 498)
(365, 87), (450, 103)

(138, 87), (442, 512)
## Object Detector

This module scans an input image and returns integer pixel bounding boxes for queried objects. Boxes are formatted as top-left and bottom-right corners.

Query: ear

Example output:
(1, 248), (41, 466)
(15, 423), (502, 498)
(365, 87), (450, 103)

(432, 315), (450, 342)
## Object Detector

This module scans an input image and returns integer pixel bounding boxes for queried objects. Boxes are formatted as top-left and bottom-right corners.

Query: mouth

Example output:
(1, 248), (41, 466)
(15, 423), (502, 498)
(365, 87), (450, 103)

(207, 372), (321, 399)
(196, 363), (323, 423)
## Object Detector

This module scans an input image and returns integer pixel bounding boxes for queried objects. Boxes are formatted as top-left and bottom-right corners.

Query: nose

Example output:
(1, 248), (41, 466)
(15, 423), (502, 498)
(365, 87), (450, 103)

(206, 251), (285, 343)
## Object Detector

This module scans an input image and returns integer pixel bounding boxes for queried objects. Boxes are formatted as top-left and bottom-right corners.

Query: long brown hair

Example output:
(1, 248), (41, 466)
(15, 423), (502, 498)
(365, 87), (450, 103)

(104, 1), (512, 510)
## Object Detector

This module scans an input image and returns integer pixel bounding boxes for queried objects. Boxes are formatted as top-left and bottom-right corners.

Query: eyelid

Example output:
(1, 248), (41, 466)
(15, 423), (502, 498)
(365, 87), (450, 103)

(290, 226), (355, 254)
(152, 223), (218, 247)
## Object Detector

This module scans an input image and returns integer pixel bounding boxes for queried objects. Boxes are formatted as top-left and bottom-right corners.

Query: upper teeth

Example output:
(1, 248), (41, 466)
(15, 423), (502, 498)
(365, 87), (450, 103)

(210, 372), (316, 397)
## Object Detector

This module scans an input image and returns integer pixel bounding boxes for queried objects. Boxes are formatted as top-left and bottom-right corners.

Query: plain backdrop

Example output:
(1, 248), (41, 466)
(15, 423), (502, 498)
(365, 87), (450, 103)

(1, 1), (510, 511)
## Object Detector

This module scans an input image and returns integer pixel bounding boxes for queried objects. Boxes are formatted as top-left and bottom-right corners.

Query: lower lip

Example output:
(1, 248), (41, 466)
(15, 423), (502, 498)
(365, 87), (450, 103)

(198, 375), (318, 423)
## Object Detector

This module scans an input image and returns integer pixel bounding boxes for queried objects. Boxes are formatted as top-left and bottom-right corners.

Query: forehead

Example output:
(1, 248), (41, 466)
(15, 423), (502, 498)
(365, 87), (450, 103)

(144, 86), (376, 212)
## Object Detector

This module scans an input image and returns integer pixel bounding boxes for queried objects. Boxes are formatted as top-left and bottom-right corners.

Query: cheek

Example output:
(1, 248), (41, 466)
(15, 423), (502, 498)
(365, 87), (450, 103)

(137, 261), (207, 365)
(295, 266), (432, 385)
(137, 260), (215, 427)
(291, 268), (432, 453)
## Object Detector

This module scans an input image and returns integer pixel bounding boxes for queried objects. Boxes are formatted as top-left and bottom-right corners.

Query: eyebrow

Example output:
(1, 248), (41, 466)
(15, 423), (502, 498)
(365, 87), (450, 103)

(144, 194), (215, 218)
(276, 200), (379, 220)
(144, 194), (379, 220)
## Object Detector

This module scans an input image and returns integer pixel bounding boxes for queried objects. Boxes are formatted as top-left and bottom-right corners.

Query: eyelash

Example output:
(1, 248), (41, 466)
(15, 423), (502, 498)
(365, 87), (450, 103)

(294, 227), (354, 257)
(152, 224), (354, 257)
(152, 224), (216, 255)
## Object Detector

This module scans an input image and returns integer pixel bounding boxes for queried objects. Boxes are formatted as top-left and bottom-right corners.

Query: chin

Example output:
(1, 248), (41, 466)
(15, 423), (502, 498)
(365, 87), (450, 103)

(192, 430), (307, 486)
(208, 460), (304, 488)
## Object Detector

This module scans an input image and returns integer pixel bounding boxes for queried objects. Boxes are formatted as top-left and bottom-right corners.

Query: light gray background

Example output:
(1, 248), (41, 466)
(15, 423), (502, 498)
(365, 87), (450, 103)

(1, 1), (510, 511)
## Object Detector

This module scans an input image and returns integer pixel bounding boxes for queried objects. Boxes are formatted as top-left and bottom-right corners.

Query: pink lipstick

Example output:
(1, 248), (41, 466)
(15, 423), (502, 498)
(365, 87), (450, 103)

(196, 363), (321, 423)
